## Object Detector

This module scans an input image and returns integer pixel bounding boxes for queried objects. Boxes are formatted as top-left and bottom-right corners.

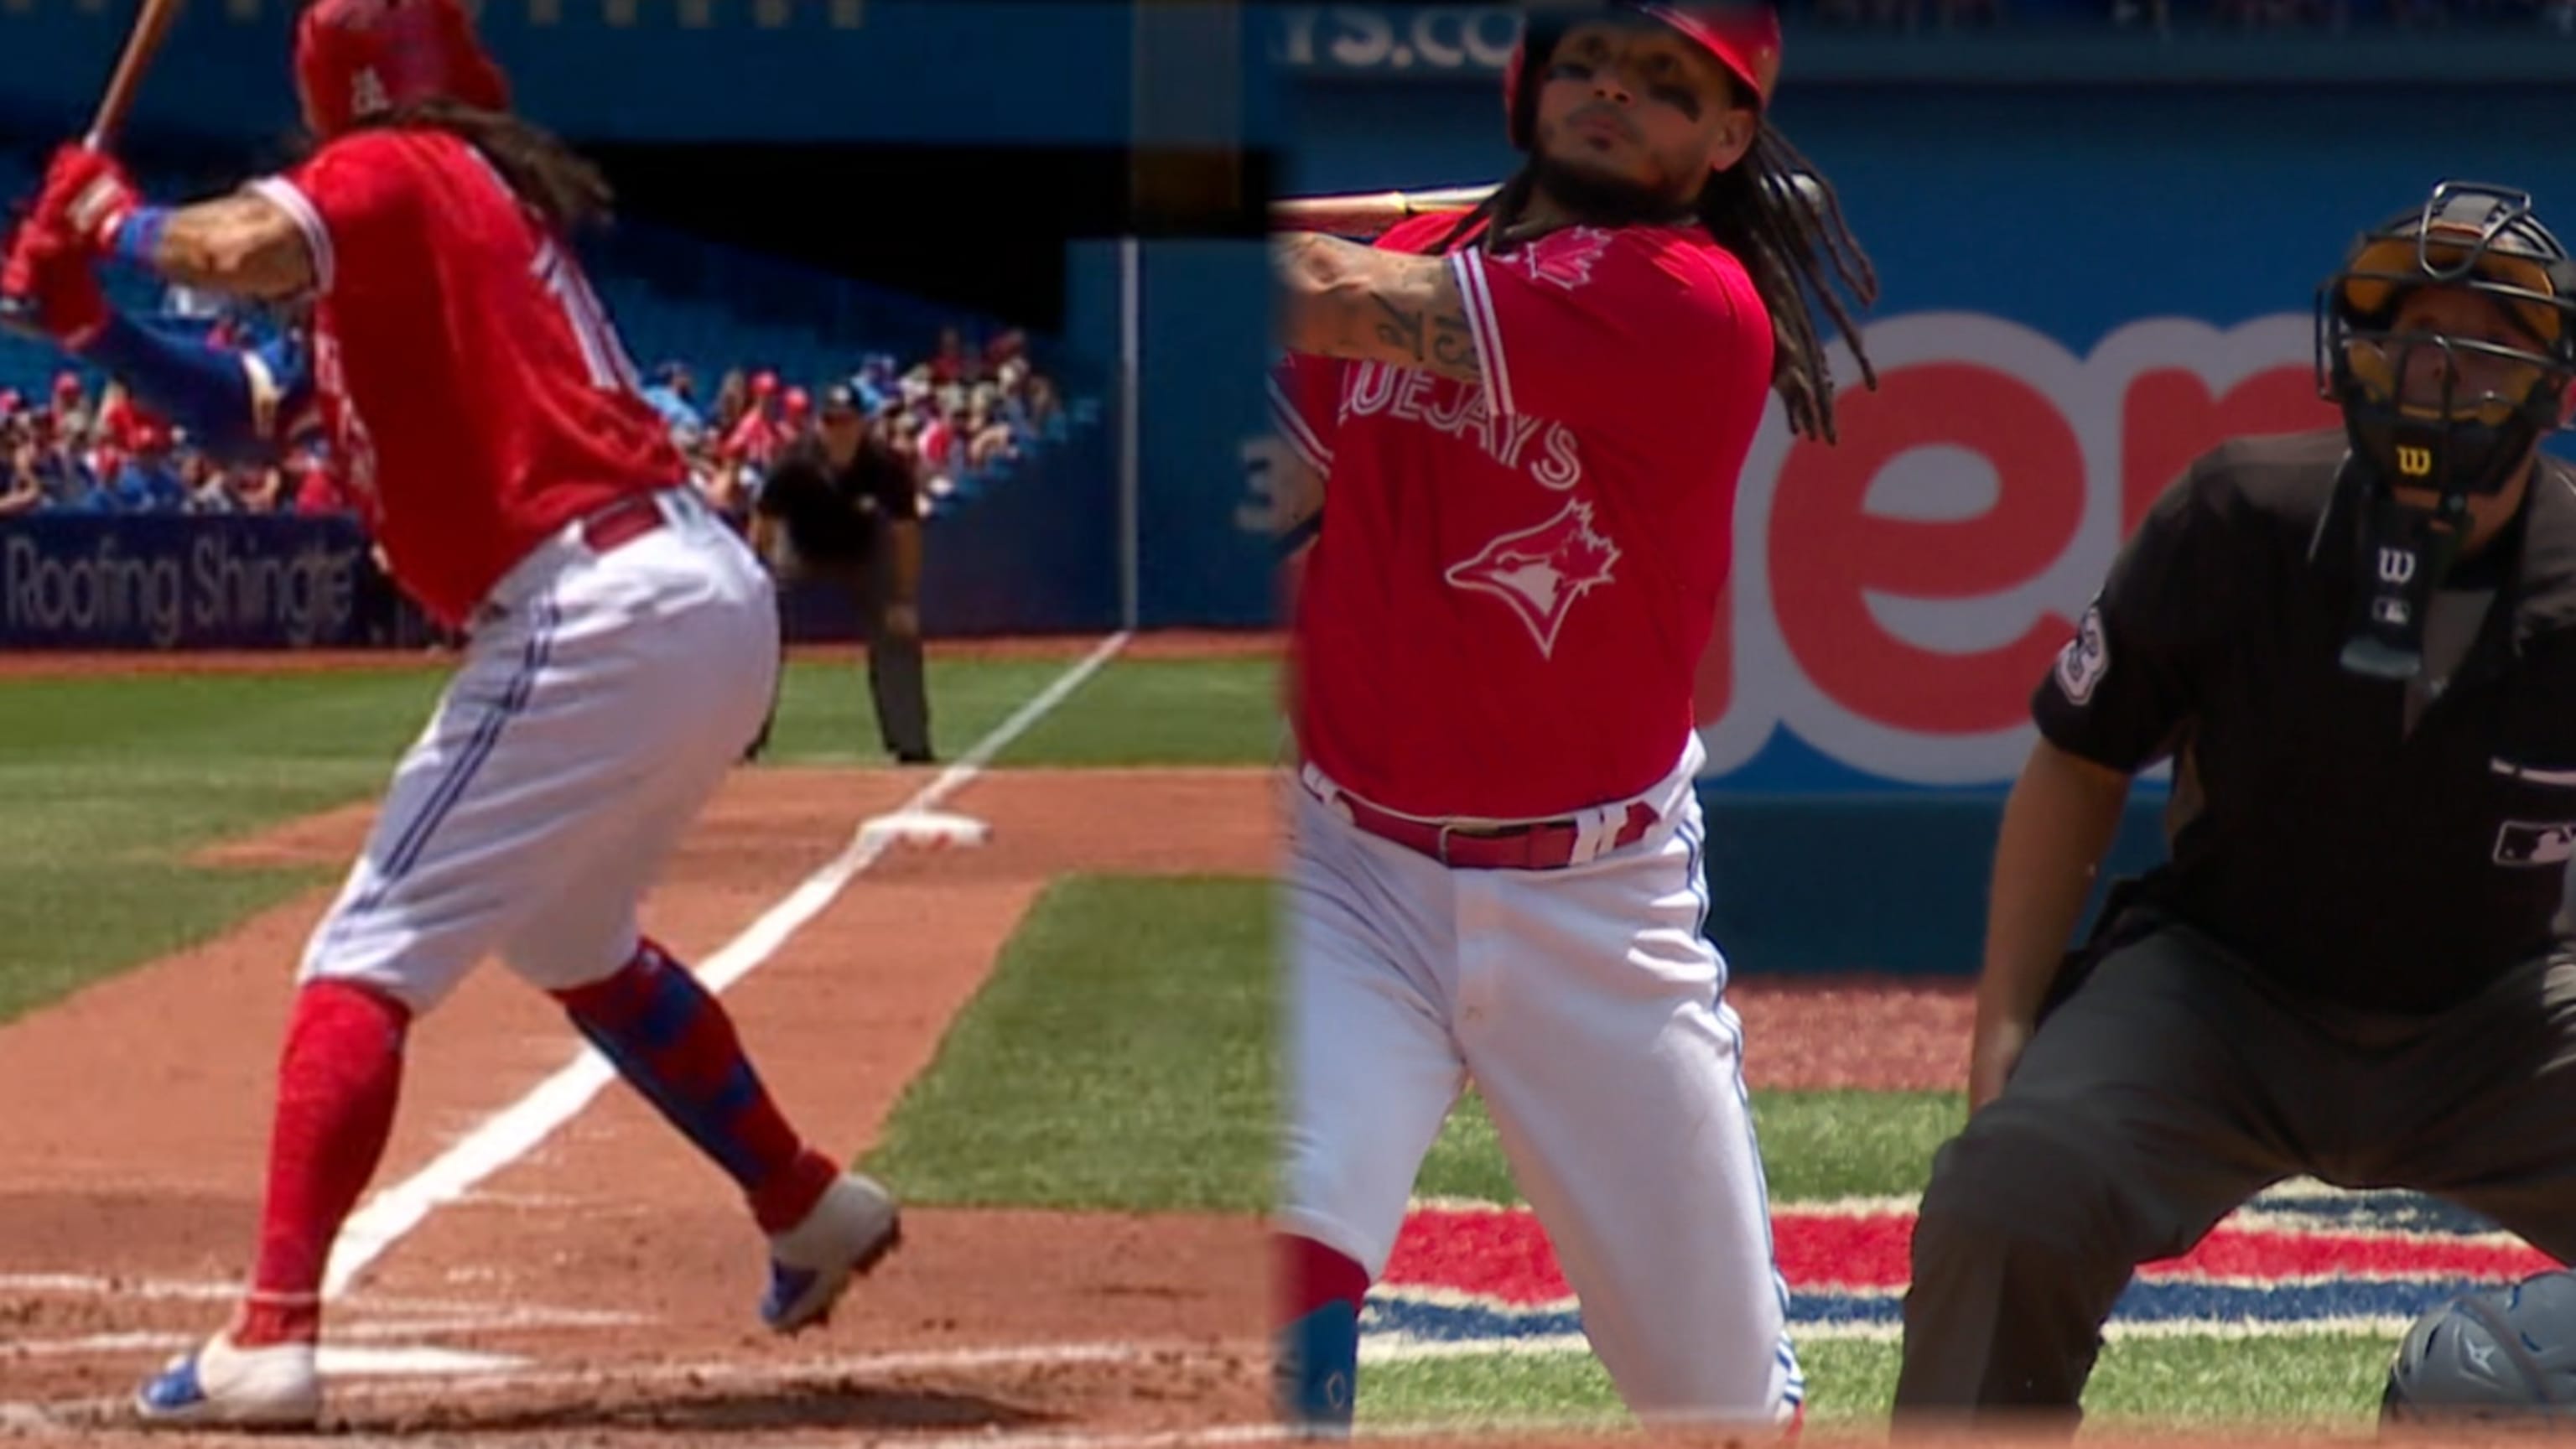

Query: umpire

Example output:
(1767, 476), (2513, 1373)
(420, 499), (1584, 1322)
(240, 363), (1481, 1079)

(1894, 181), (2576, 1434)
(750, 385), (934, 764)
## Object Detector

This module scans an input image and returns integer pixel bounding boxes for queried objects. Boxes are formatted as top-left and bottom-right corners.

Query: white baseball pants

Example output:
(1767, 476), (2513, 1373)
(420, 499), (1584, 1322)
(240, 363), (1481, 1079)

(1275, 738), (1803, 1429)
(298, 486), (778, 1014)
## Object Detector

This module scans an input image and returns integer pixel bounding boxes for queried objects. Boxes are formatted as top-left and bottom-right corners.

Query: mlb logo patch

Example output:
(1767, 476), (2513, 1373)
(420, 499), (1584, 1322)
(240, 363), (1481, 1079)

(2495, 821), (2576, 868)
(2053, 604), (2110, 707)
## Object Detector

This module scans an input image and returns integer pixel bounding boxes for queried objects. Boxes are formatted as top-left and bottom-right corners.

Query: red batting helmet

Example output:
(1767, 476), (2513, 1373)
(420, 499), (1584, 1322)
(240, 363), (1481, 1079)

(1504, 2), (1782, 153)
(294, 0), (511, 140)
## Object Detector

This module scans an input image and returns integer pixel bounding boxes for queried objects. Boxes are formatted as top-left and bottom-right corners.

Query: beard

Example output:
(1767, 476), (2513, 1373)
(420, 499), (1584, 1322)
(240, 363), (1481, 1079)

(1528, 151), (1700, 229)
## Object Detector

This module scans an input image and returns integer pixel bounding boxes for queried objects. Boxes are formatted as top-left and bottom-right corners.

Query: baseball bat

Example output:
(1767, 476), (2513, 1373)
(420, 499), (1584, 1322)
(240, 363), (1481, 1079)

(85, 0), (186, 152)
(1270, 173), (1830, 238)
(0, 0), (184, 330)
(1271, 184), (1500, 237)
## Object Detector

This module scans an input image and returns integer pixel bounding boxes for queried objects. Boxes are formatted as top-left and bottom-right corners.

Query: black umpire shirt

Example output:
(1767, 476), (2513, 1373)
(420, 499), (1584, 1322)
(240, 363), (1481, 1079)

(2037, 426), (2576, 1015)
(755, 434), (922, 569)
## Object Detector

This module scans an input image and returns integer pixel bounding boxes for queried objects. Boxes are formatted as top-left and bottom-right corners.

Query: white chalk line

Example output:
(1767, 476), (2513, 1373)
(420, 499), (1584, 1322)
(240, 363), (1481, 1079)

(0, 1271), (641, 1327)
(0, 1336), (1257, 1434)
(319, 631), (1133, 1300)
(1, 1307), (630, 1358)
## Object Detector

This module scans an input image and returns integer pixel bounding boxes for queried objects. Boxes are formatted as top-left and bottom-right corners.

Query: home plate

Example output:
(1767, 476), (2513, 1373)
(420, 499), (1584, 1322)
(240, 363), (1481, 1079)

(859, 809), (992, 851)
(315, 1345), (530, 1377)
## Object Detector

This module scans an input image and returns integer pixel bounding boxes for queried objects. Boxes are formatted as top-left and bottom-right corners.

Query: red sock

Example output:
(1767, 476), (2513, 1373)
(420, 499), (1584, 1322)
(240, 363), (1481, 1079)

(235, 980), (410, 1346)
(553, 939), (836, 1233)
(1276, 1232), (1369, 1327)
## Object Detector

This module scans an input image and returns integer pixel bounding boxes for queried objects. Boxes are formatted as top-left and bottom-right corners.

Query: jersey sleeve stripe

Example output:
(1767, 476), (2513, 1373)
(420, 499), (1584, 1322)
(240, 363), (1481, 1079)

(247, 178), (335, 294)
(1266, 373), (1334, 473)
(1448, 250), (1514, 418)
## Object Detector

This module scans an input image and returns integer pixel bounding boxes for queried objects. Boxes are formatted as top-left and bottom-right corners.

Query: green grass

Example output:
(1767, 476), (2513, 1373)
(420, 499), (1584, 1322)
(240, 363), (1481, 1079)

(0, 670), (449, 1021)
(0, 652), (1269, 1024)
(756, 655), (1277, 767)
(998, 657), (1280, 766)
(860, 875), (1275, 1212)
(1358, 1335), (2399, 1431)
(1416, 1088), (1962, 1206)
(751, 657), (1075, 765)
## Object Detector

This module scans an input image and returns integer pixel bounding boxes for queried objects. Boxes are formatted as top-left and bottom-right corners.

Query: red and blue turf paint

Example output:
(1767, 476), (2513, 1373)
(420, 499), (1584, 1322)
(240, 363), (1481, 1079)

(1368, 1188), (2562, 1348)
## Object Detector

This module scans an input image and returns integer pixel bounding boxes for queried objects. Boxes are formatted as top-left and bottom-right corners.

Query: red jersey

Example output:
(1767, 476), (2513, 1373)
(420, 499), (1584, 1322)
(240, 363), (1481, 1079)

(1275, 216), (1772, 819)
(249, 128), (681, 626)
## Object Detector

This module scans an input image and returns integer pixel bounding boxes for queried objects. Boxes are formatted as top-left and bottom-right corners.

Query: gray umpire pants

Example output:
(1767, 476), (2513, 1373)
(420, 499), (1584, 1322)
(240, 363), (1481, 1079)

(1893, 911), (2576, 1435)
(816, 545), (930, 763)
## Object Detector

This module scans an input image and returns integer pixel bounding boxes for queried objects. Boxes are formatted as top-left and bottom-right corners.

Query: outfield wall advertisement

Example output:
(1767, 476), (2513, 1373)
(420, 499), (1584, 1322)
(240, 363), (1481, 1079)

(0, 516), (386, 651)
(1695, 312), (2337, 792)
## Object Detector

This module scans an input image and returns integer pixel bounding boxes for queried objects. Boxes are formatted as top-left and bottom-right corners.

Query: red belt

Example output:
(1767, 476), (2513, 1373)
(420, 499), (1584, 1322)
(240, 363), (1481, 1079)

(1311, 778), (1659, 870)
(579, 493), (668, 553)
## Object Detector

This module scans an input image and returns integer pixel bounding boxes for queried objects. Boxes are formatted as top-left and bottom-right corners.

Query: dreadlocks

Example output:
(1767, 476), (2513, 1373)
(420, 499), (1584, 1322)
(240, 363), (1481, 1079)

(1430, 118), (1879, 444)
(337, 98), (614, 236)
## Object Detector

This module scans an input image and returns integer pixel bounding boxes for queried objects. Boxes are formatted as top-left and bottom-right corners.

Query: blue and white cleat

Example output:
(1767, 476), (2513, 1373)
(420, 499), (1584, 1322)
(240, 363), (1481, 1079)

(132, 1331), (321, 1430)
(761, 1171), (901, 1334)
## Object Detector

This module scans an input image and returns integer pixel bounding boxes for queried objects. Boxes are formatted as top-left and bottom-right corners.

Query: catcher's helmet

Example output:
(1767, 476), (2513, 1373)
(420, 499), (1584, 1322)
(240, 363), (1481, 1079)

(2316, 180), (2576, 501)
(2383, 1271), (2576, 1427)
(294, 0), (510, 140)
(1503, 3), (1782, 154)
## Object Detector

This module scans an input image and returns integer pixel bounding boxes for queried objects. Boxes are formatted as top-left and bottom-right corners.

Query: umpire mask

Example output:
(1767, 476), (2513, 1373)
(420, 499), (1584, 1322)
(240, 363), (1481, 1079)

(2317, 181), (2576, 678)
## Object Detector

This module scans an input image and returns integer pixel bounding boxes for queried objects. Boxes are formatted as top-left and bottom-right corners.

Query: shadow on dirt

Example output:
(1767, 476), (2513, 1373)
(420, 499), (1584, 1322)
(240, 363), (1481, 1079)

(363, 1378), (1054, 1437)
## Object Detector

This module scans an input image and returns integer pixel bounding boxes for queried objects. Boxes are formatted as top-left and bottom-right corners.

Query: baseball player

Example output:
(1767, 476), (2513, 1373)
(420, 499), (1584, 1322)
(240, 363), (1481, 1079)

(1892, 182), (2576, 1436)
(0, 0), (898, 1427)
(1264, 2), (1877, 1433)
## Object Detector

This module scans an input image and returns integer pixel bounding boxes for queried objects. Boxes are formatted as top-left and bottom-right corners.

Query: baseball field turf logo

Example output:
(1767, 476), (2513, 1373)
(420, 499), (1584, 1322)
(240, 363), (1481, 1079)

(1368, 1191), (2555, 1352)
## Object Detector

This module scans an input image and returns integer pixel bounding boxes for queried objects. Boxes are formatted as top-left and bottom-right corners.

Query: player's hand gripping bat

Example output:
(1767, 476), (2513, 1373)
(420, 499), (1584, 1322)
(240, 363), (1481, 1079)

(0, 0), (185, 331)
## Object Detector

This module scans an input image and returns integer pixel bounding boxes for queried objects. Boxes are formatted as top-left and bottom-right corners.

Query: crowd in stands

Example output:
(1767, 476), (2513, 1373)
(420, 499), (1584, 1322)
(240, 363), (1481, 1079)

(1791, 0), (2576, 29)
(0, 315), (1067, 526)
(649, 325), (1070, 531)
(0, 369), (346, 520)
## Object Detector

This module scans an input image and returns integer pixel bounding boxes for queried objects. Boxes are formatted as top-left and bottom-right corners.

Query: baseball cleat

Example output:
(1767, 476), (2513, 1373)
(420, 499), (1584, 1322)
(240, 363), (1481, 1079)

(132, 1331), (320, 1430)
(761, 1170), (901, 1333)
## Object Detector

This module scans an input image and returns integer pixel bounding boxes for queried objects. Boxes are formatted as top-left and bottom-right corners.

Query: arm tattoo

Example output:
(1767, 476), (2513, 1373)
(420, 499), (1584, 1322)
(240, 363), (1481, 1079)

(1273, 232), (1481, 382)
(154, 193), (317, 301)
(1370, 295), (1426, 361)
(1369, 296), (1477, 374)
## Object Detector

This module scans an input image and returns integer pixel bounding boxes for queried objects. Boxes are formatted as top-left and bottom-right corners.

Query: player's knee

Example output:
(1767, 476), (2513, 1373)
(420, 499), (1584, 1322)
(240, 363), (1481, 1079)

(295, 953), (448, 1020)
(1914, 1107), (2126, 1259)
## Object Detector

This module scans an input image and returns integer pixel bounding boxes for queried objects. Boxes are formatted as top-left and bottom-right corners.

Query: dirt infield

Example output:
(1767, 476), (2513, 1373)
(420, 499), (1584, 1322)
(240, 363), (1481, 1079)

(0, 765), (1279, 1446)
(1381, 1431), (2448, 1449)
(0, 631), (1280, 681)
(1732, 974), (1973, 1093)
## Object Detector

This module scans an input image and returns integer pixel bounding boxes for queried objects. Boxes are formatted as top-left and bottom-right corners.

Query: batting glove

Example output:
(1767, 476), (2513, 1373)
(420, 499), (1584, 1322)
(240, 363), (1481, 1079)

(0, 218), (108, 347)
(34, 143), (153, 262)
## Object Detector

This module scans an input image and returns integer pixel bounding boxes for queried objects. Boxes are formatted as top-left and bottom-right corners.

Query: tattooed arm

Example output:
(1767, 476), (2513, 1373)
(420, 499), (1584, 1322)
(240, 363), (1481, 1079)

(1270, 233), (1481, 384)
(138, 194), (319, 302)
